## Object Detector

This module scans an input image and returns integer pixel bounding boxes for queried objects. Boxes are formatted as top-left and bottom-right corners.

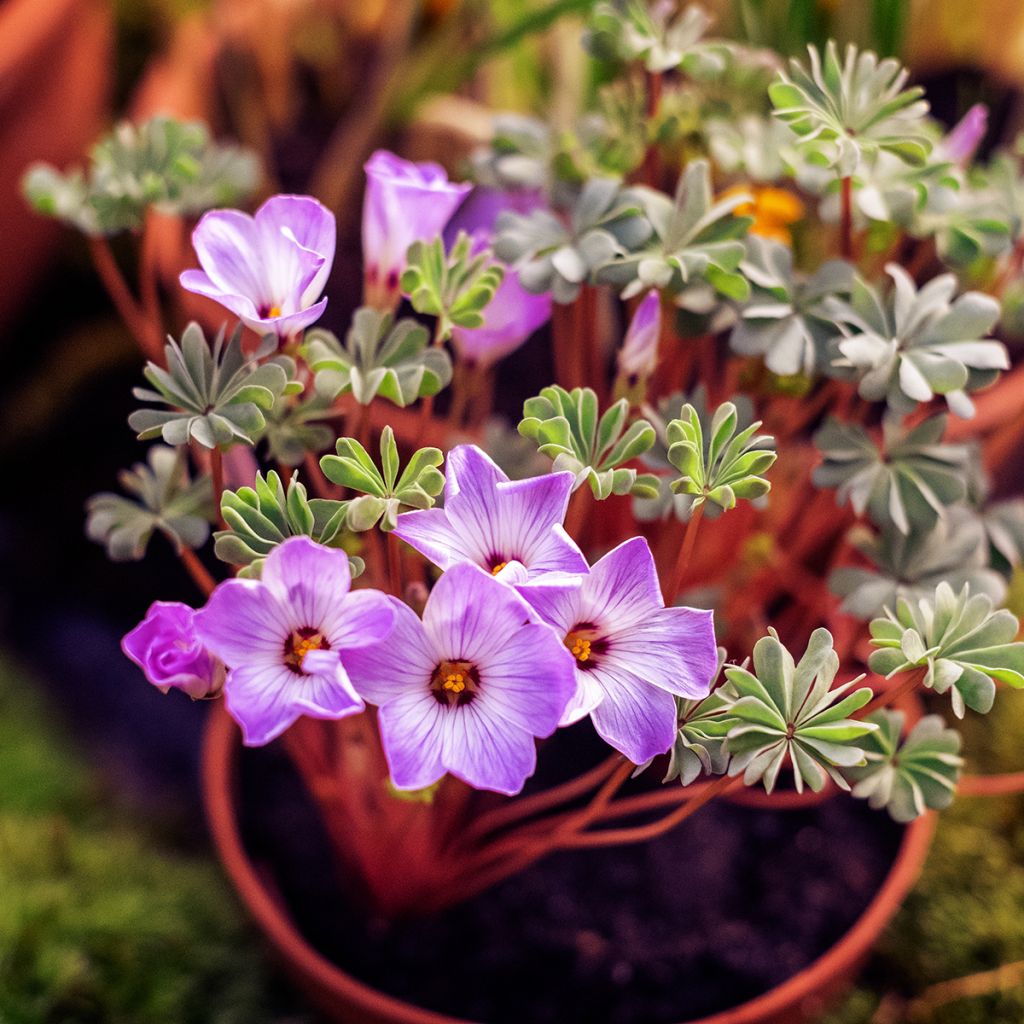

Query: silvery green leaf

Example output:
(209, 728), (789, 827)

(129, 323), (292, 449)
(721, 628), (877, 795)
(826, 265), (1006, 417)
(86, 445), (213, 561)
(813, 414), (969, 534)
(260, 394), (336, 467)
(843, 710), (962, 821)
(470, 114), (554, 192)
(868, 581), (1024, 717)
(305, 308), (452, 407)
(830, 508), (1006, 620)
(769, 41), (931, 176)
(23, 116), (259, 236)
(519, 385), (655, 498)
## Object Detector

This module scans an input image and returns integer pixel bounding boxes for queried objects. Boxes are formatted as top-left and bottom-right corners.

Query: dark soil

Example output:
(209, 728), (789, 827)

(239, 728), (904, 1024)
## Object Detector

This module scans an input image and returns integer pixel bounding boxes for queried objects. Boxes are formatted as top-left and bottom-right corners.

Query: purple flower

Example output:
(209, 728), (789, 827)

(393, 444), (588, 579)
(193, 537), (394, 746)
(362, 150), (472, 309)
(342, 563), (576, 795)
(521, 537), (718, 764)
(941, 104), (988, 167)
(180, 194), (335, 339)
(446, 186), (552, 366)
(617, 290), (661, 380)
(122, 601), (224, 699)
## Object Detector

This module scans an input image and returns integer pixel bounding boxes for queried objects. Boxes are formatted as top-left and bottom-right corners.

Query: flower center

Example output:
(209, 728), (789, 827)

(564, 624), (606, 670)
(431, 659), (479, 706)
(259, 303), (283, 318)
(283, 626), (330, 674)
(490, 561), (508, 576)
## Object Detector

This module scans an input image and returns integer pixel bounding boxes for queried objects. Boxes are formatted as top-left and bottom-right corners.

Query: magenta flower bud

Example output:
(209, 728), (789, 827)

(180, 194), (335, 340)
(122, 601), (225, 699)
(942, 104), (988, 167)
(361, 150), (471, 309)
(617, 289), (661, 380)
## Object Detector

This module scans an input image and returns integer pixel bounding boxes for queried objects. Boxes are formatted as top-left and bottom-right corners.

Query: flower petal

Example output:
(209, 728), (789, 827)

(378, 691), (447, 790)
(589, 664), (678, 763)
(578, 537), (663, 629)
(194, 578), (287, 665)
(255, 194), (336, 305)
(441, 700), (538, 796)
(224, 663), (302, 747)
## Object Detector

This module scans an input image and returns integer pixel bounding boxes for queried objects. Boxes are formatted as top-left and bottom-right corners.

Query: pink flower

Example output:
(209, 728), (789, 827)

(617, 290), (661, 380)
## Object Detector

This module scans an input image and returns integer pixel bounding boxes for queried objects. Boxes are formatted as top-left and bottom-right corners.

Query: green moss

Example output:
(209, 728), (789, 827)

(0, 656), (291, 1024)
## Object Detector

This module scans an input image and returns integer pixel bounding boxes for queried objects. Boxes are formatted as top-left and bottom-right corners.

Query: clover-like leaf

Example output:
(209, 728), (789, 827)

(494, 178), (651, 304)
(519, 385), (657, 499)
(214, 470), (358, 579)
(586, 1), (724, 76)
(23, 116), (259, 235)
(666, 400), (776, 514)
(470, 114), (554, 192)
(86, 445), (213, 561)
(826, 265), (1007, 418)
(305, 308), (452, 407)
(598, 160), (752, 301)
(259, 394), (336, 467)
(722, 628), (877, 794)
(705, 114), (801, 185)
(813, 414), (969, 535)
(319, 426), (444, 533)
(830, 508), (1006, 620)
(731, 236), (853, 377)
(868, 581), (1024, 717)
(844, 710), (963, 822)
(769, 41), (931, 177)
(128, 323), (295, 449)
(400, 232), (504, 342)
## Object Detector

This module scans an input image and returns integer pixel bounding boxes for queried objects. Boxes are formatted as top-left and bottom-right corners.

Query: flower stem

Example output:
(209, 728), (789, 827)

(210, 446), (226, 529)
(386, 530), (403, 597)
(839, 175), (854, 260)
(642, 70), (663, 187)
(858, 666), (929, 718)
(177, 545), (216, 597)
(88, 236), (163, 362)
(662, 503), (704, 604)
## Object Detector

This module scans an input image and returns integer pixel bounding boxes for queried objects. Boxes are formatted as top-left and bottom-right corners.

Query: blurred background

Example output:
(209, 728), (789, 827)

(3, 1), (1024, 1021)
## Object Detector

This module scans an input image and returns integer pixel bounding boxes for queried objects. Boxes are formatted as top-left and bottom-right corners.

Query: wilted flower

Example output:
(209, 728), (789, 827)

(123, 601), (224, 699)
(617, 289), (661, 381)
(194, 537), (394, 745)
(362, 150), (472, 310)
(521, 537), (718, 763)
(393, 444), (588, 579)
(342, 563), (577, 795)
(180, 194), (335, 339)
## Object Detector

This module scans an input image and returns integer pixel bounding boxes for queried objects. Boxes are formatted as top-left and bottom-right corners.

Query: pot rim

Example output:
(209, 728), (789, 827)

(202, 703), (936, 1024)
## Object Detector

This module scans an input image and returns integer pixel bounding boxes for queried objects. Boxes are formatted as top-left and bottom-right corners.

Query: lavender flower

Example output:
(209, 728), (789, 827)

(342, 563), (577, 795)
(180, 194), (335, 339)
(122, 601), (224, 699)
(941, 103), (988, 167)
(521, 538), (718, 763)
(393, 444), (588, 579)
(194, 537), (394, 745)
(617, 290), (661, 381)
(362, 150), (471, 309)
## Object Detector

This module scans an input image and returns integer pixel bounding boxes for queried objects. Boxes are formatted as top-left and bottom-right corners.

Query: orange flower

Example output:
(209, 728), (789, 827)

(721, 184), (805, 245)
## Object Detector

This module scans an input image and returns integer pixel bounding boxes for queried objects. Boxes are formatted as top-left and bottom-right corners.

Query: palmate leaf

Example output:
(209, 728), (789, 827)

(826, 264), (1007, 419)
(597, 160), (753, 301)
(494, 178), (651, 304)
(666, 400), (776, 514)
(813, 414), (969, 535)
(23, 116), (259, 236)
(259, 394), (336, 467)
(213, 470), (358, 579)
(86, 446), (213, 561)
(868, 581), (1024, 718)
(128, 323), (296, 449)
(518, 385), (658, 499)
(844, 710), (963, 822)
(769, 41), (932, 177)
(830, 507), (1006, 620)
(731, 237), (853, 378)
(721, 628), (878, 795)
(305, 308), (452, 407)
(320, 426), (444, 532)
(401, 232), (504, 342)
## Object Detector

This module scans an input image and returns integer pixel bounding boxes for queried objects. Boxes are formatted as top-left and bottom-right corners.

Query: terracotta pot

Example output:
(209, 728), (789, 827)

(0, 0), (111, 331)
(202, 704), (936, 1024)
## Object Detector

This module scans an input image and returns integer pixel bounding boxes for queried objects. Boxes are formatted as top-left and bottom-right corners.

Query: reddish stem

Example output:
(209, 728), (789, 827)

(88, 236), (164, 362)
(839, 175), (854, 260)
(662, 503), (704, 603)
(177, 545), (216, 597)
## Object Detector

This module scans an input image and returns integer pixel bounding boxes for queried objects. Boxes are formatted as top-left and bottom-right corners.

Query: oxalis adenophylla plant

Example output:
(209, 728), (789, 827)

(29, 2), (1024, 919)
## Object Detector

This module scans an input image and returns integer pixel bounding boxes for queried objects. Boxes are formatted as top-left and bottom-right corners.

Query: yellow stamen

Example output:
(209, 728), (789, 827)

(268, 305), (282, 318)
(442, 672), (466, 693)
(285, 629), (327, 671)
(565, 632), (593, 664)
(491, 561), (508, 576)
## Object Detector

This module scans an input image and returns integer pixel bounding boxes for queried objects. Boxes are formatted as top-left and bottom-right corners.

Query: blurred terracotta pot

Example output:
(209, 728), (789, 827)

(0, 0), (110, 330)
(203, 703), (936, 1024)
